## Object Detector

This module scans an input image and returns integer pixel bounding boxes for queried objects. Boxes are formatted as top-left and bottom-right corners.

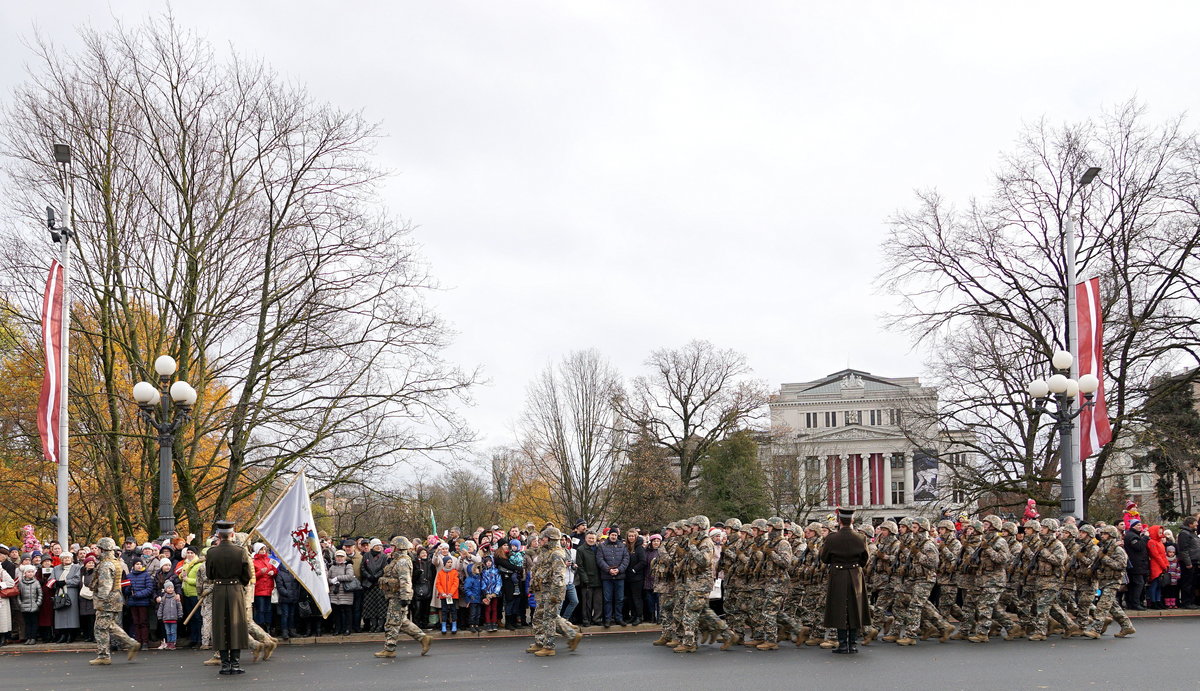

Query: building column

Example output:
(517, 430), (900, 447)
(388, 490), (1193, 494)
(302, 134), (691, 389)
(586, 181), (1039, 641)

(882, 452), (893, 508)
(859, 454), (870, 507)
(902, 451), (914, 508)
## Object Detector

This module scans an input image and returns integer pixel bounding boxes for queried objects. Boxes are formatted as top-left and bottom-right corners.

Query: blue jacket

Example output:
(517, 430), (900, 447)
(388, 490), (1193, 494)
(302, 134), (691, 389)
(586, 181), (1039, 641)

(481, 566), (502, 596)
(463, 572), (483, 604)
(125, 568), (156, 607)
(274, 564), (302, 604)
(596, 539), (629, 580)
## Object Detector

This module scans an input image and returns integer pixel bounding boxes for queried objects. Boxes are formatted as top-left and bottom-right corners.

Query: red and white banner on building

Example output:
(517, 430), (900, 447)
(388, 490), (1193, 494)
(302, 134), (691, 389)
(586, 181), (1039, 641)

(38, 260), (65, 463)
(1075, 277), (1112, 459)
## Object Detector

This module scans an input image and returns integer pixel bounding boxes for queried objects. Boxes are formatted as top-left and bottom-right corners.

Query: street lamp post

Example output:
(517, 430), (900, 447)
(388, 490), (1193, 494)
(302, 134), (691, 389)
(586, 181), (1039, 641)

(1027, 351), (1100, 518)
(132, 356), (198, 543)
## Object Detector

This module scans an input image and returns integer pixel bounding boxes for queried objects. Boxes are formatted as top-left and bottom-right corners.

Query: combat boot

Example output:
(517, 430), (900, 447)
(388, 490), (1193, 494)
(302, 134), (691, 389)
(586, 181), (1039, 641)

(672, 643), (697, 653)
(525, 643), (543, 653)
(1064, 624), (1083, 639)
(652, 635), (672, 646)
(831, 630), (850, 655)
(1048, 619), (1063, 635)
(918, 623), (935, 641)
(89, 657), (112, 665)
(1027, 633), (1047, 641)
(664, 638), (681, 648)
(1003, 624), (1025, 640)
(756, 641), (779, 651)
(819, 633), (837, 649)
(1100, 617), (1112, 634)
(1114, 626), (1136, 638)
(881, 634), (899, 643)
(229, 650), (245, 675)
(420, 635), (432, 655)
(203, 653), (222, 666)
(938, 625), (954, 643)
(1080, 630), (1101, 639)
(967, 633), (989, 643)
(374, 649), (397, 658)
(720, 631), (740, 651)
(861, 627), (878, 645)
(126, 641), (140, 662)
(262, 637), (277, 661)
(218, 650), (231, 676)
(948, 629), (969, 640)
(533, 647), (556, 656)
(895, 636), (916, 646)
(794, 626), (811, 645)
(743, 638), (763, 647)
(568, 632), (583, 651)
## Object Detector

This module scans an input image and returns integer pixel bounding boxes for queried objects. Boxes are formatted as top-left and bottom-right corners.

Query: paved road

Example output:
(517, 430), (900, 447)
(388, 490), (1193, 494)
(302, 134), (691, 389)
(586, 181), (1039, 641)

(3, 622), (1192, 690)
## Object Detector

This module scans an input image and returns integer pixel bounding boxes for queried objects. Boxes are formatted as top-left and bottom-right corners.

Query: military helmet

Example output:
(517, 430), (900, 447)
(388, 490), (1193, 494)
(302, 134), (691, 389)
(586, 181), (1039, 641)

(541, 526), (562, 541)
(1062, 524), (1079, 538)
(767, 516), (784, 530)
(1040, 518), (1060, 531)
(879, 520), (898, 535)
(725, 518), (743, 530)
(751, 518), (769, 531)
(860, 525), (875, 539)
(1024, 519), (1042, 531)
(1099, 525), (1121, 539)
(806, 522), (823, 533)
(912, 517), (931, 531)
(982, 515), (1003, 530)
(694, 515), (711, 531)
(97, 537), (118, 552)
(391, 536), (413, 550)
(969, 519), (985, 533)
(936, 519), (956, 531)
(738, 523), (754, 534)
(1001, 521), (1018, 535)
(1079, 524), (1096, 537)
(898, 517), (913, 528)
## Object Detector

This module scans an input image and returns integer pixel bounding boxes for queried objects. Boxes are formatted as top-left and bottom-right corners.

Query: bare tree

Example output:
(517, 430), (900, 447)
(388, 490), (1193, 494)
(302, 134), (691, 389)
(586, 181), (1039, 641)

(0, 16), (474, 537)
(881, 101), (1200, 516)
(615, 340), (769, 499)
(518, 349), (623, 526)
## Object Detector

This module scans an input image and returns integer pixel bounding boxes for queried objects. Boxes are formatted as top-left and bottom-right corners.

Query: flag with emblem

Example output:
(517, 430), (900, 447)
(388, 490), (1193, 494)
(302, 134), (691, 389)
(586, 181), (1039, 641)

(254, 470), (331, 617)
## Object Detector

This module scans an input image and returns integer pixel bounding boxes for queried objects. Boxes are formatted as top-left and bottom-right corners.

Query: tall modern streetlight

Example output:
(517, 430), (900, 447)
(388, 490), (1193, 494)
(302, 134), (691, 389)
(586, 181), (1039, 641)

(1030, 165), (1101, 520)
(132, 356), (198, 543)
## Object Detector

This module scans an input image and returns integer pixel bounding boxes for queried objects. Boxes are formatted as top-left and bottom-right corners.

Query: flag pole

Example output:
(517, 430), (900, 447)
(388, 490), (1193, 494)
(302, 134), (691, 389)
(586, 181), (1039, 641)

(53, 145), (72, 547)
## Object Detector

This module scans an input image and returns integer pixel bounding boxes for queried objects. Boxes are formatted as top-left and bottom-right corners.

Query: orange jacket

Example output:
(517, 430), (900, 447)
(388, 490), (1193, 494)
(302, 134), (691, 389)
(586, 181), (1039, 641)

(435, 568), (460, 599)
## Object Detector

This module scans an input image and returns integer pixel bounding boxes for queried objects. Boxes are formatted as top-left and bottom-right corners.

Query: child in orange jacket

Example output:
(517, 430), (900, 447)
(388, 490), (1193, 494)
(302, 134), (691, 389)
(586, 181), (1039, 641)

(435, 557), (460, 634)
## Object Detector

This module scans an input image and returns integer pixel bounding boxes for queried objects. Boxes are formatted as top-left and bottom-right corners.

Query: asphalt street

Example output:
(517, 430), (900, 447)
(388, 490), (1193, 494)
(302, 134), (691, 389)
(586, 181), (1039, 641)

(2, 622), (1192, 691)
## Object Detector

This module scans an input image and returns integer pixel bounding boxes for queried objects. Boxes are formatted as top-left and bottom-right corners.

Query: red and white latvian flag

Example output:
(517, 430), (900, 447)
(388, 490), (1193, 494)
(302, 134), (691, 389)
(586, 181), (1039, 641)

(254, 471), (331, 617)
(1076, 277), (1113, 459)
(37, 260), (65, 463)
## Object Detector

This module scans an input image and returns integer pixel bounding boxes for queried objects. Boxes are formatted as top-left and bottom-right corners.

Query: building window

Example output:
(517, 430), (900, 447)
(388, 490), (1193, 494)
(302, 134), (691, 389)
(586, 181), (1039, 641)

(890, 453), (905, 469)
(869, 409), (883, 426)
(825, 411), (839, 428)
(845, 410), (861, 425)
(891, 480), (906, 505)
(1131, 475), (1143, 490)
(804, 412), (818, 429)
(888, 408), (903, 426)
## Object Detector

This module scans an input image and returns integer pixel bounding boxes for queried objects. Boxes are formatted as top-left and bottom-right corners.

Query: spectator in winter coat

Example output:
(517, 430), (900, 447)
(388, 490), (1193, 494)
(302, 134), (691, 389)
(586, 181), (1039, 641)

(274, 562), (301, 640)
(1177, 517), (1200, 608)
(596, 526), (630, 626)
(1148, 525), (1169, 608)
(17, 565), (42, 644)
(1124, 521), (1150, 610)
(252, 545), (278, 629)
(328, 550), (357, 635)
(623, 531), (647, 625)
(124, 559), (156, 646)
(464, 563), (484, 633)
(643, 535), (662, 623)
(156, 581), (184, 649)
(434, 557), (460, 634)
(576, 531), (602, 626)
(480, 555), (502, 632)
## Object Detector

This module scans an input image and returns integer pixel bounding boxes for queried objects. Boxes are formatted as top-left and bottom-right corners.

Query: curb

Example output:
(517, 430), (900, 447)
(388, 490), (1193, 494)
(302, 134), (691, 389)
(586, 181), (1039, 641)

(0, 623), (663, 656)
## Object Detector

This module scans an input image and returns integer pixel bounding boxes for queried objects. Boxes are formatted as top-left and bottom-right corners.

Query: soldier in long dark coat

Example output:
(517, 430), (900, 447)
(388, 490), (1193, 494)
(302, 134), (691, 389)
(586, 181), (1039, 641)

(819, 507), (870, 654)
(206, 520), (252, 675)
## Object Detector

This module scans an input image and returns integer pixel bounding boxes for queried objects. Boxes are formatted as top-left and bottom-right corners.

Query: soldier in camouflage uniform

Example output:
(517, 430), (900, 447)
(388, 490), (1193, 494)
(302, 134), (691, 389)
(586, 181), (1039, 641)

(1026, 518), (1073, 640)
(966, 515), (1010, 642)
(893, 518), (950, 645)
(935, 520), (964, 623)
(1088, 525), (1135, 638)
(715, 519), (746, 647)
(751, 517), (793, 650)
(861, 520), (896, 644)
(1067, 524), (1102, 638)
(738, 519), (768, 647)
(949, 521), (980, 639)
(89, 537), (141, 665)
(795, 522), (826, 646)
(652, 523), (680, 647)
(775, 521), (806, 642)
(999, 521), (1030, 639)
(527, 526), (582, 656)
(881, 518), (913, 642)
(673, 516), (733, 653)
(375, 536), (434, 658)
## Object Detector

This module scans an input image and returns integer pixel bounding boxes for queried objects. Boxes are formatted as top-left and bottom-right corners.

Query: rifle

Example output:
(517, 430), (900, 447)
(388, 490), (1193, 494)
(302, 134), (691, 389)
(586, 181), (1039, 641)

(1089, 540), (1113, 578)
(1022, 536), (1044, 579)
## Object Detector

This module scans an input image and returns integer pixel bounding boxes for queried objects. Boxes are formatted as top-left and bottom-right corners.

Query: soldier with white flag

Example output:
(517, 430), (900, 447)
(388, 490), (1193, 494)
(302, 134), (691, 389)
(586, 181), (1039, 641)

(255, 471), (332, 622)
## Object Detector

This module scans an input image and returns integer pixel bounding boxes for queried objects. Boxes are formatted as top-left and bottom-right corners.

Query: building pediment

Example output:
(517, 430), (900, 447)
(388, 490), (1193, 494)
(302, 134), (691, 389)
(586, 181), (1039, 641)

(799, 425), (907, 443)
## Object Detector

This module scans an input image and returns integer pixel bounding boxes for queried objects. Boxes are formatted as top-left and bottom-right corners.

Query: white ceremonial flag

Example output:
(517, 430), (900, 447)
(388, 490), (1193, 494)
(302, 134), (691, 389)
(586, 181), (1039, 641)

(254, 471), (331, 617)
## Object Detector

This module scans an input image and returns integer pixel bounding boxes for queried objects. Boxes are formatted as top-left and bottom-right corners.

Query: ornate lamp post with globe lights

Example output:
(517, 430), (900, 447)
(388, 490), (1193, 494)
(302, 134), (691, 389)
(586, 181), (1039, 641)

(132, 356), (198, 543)
(1026, 350), (1100, 519)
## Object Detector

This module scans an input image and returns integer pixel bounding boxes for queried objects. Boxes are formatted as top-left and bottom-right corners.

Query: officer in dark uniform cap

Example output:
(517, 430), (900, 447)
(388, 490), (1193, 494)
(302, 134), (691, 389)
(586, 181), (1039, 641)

(819, 507), (870, 654)
(207, 520), (252, 675)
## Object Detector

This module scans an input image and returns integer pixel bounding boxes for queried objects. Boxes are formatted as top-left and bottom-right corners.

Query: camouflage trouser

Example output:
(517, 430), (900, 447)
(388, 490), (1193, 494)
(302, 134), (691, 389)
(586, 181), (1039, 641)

(248, 619), (272, 651)
(957, 587), (979, 634)
(533, 593), (576, 648)
(382, 598), (425, 652)
(1072, 586), (1096, 630)
(1030, 583), (1069, 637)
(678, 589), (726, 647)
(937, 584), (964, 621)
(974, 587), (1002, 633)
(999, 587), (1025, 627)
(95, 610), (137, 659)
(898, 582), (945, 638)
(1059, 585), (1079, 618)
(201, 594), (213, 647)
(799, 583), (826, 629)
(754, 588), (784, 643)
(871, 585), (895, 630)
(1088, 584), (1131, 633)
(658, 588), (677, 639)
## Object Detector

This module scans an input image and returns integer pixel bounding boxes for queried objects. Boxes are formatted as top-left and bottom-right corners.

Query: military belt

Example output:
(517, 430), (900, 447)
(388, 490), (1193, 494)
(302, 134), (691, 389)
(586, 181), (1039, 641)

(828, 564), (860, 570)
(212, 579), (242, 585)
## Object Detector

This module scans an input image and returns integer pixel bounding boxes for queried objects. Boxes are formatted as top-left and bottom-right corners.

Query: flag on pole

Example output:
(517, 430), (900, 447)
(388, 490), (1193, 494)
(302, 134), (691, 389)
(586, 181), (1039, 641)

(430, 508), (437, 536)
(38, 260), (65, 463)
(254, 471), (331, 617)
(1076, 277), (1112, 459)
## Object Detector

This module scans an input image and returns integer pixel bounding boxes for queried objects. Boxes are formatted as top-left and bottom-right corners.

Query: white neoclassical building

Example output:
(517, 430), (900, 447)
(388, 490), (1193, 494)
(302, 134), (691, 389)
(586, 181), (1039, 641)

(762, 369), (975, 524)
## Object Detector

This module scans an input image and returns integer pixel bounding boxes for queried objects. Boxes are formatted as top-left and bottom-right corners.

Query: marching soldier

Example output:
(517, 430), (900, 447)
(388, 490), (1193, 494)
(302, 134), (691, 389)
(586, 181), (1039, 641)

(374, 536), (434, 658)
(967, 515), (1010, 642)
(651, 523), (679, 647)
(741, 519), (769, 647)
(1068, 525), (1101, 638)
(673, 516), (733, 653)
(893, 518), (950, 645)
(207, 520), (252, 675)
(796, 522), (827, 647)
(716, 519), (746, 648)
(861, 519), (897, 644)
(1088, 525), (1136, 638)
(935, 520), (964, 622)
(1026, 518), (1074, 640)
(527, 526), (583, 656)
(819, 507), (870, 654)
(89, 537), (141, 665)
(1001, 521), (1030, 639)
(753, 517), (793, 650)
(950, 520), (981, 640)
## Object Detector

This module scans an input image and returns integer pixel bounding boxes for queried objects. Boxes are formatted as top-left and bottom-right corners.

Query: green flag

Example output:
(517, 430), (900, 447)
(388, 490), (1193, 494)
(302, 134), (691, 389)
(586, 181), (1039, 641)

(430, 508), (437, 536)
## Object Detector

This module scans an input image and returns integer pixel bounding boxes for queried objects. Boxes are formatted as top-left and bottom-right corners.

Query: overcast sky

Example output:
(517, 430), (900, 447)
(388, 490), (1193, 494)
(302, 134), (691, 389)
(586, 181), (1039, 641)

(3, 2), (1199, 464)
